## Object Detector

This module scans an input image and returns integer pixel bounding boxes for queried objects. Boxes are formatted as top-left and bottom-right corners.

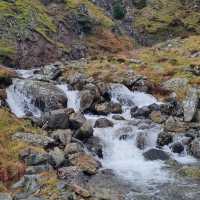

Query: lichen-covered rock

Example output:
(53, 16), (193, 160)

(157, 131), (173, 147)
(183, 87), (199, 122)
(69, 153), (101, 175)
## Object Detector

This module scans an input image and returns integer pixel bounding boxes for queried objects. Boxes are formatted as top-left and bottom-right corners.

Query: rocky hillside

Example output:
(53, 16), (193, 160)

(0, 0), (200, 68)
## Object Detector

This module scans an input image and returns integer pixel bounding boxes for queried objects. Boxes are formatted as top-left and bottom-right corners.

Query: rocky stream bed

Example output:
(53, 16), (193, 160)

(1, 62), (200, 200)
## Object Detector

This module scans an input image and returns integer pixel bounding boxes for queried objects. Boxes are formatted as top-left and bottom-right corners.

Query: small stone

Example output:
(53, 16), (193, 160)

(157, 131), (173, 147)
(171, 142), (184, 154)
(64, 143), (83, 155)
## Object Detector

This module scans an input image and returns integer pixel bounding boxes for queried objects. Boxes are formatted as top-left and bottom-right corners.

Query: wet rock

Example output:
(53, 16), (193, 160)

(42, 109), (69, 129)
(143, 148), (170, 161)
(85, 136), (103, 158)
(49, 147), (66, 168)
(94, 102), (110, 115)
(74, 121), (93, 141)
(171, 142), (184, 154)
(96, 82), (110, 101)
(83, 83), (100, 99)
(190, 138), (200, 159)
(69, 153), (101, 175)
(183, 87), (199, 122)
(0, 193), (12, 200)
(12, 132), (54, 147)
(112, 115), (125, 120)
(148, 103), (161, 111)
(11, 79), (68, 113)
(51, 129), (72, 146)
(94, 118), (114, 128)
(157, 131), (173, 147)
(41, 62), (62, 80)
(131, 106), (151, 118)
(136, 131), (147, 150)
(80, 90), (95, 112)
(109, 102), (122, 114)
(69, 112), (86, 129)
(164, 117), (188, 132)
(115, 126), (134, 138)
(64, 143), (84, 155)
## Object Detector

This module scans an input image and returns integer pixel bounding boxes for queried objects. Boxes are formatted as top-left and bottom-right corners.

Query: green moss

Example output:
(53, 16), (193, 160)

(179, 166), (200, 179)
(66, 0), (114, 28)
(134, 0), (200, 40)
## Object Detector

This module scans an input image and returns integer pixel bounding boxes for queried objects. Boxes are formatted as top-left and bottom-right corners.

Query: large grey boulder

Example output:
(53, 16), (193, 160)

(183, 87), (199, 122)
(143, 148), (170, 161)
(94, 118), (114, 128)
(49, 147), (66, 168)
(69, 112), (87, 129)
(42, 109), (70, 129)
(80, 90), (95, 112)
(11, 79), (68, 113)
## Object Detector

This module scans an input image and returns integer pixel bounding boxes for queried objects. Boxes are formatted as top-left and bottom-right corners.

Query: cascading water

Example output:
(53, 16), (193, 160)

(56, 84), (80, 111)
(6, 69), (198, 192)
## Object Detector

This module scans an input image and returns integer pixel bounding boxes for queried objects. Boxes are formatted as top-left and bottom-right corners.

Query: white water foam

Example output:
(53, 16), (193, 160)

(57, 84), (80, 111)
(110, 83), (158, 107)
(6, 80), (41, 118)
(16, 69), (40, 79)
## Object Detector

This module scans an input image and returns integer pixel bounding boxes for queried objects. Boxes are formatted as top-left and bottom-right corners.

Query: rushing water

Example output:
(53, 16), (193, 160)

(6, 69), (199, 194)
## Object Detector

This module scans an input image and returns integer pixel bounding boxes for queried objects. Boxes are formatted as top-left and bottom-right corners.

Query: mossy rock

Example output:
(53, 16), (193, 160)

(178, 166), (200, 179)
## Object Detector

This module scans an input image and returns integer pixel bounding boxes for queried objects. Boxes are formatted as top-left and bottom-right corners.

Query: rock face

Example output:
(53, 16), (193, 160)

(183, 88), (199, 122)
(11, 79), (68, 112)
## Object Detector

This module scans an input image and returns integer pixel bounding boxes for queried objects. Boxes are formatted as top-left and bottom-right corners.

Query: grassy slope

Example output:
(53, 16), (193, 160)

(134, 0), (200, 43)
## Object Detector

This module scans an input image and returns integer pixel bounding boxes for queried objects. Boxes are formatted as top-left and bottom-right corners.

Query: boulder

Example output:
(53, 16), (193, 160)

(42, 109), (69, 129)
(112, 115), (125, 120)
(143, 148), (170, 161)
(157, 131), (173, 147)
(80, 90), (95, 112)
(69, 153), (101, 175)
(64, 143), (84, 155)
(74, 121), (93, 141)
(162, 78), (188, 92)
(51, 129), (72, 146)
(164, 117), (188, 132)
(57, 166), (86, 184)
(68, 72), (87, 90)
(49, 147), (66, 168)
(69, 112), (86, 129)
(10, 79), (68, 112)
(94, 118), (114, 128)
(0, 193), (12, 200)
(171, 142), (184, 154)
(136, 131), (147, 150)
(12, 132), (54, 147)
(85, 136), (103, 158)
(183, 87), (199, 122)
(190, 138), (200, 159)
(94, 102), (110, 115)
(109, 102), (122, 114)
(131, 106), (151, 118)
(71, 184), (91, 198)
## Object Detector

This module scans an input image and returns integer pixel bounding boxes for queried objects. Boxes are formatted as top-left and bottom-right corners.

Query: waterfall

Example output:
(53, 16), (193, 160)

(6, 69), (197, 186)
